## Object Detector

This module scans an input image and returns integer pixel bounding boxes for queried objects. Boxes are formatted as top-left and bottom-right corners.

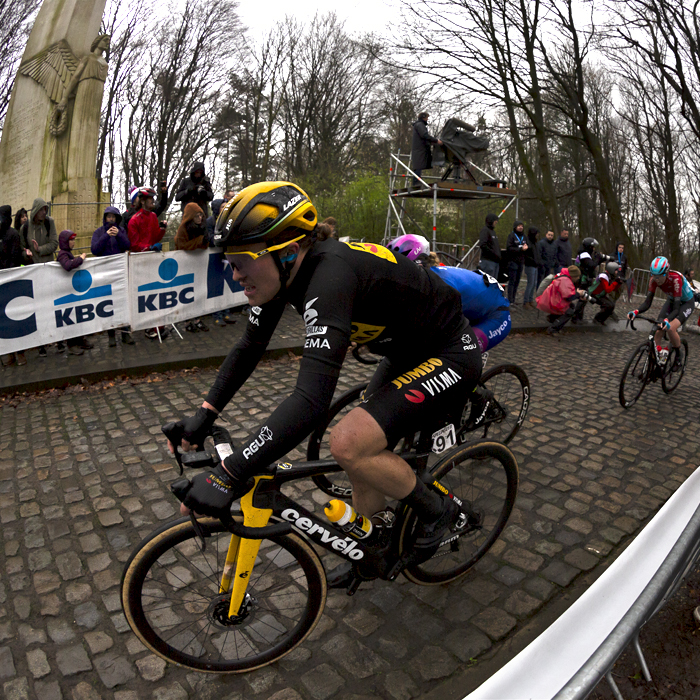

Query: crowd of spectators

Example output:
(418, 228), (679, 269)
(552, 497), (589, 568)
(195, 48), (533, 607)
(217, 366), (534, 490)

(0, 160), (237, 366)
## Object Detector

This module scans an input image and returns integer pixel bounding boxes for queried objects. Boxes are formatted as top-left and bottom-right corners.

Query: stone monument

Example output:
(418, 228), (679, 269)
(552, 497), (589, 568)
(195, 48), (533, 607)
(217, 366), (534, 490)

(0, 0), (109, 239)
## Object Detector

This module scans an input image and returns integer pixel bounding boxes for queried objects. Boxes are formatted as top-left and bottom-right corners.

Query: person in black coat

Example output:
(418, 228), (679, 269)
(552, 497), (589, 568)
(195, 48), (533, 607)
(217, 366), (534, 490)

(477, 213), (501, 279)
(537, 230), (558, 285)
(506, 220), (528, 304)
(523, 226), (542, 308)
(175, 161), (214, 215)
(410, 112), (442, 188)
(555, 228), (572, 273)
(0, 205), (27, 367)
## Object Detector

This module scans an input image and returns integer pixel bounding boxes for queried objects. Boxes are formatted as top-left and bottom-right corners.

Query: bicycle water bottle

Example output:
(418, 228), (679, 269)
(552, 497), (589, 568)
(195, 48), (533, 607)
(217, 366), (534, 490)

(324, 500), (373, 540)
(656, 345), (669, 365)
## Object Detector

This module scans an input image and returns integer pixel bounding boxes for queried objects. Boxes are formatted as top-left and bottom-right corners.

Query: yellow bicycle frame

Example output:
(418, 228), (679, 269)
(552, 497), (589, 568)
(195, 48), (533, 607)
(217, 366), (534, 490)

(220, 476), (274, 619)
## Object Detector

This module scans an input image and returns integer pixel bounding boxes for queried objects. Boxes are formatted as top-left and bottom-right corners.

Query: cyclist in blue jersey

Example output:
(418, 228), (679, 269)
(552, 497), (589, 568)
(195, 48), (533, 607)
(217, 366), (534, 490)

(428, 259), (511, 354)
(387, 241), (512, 357)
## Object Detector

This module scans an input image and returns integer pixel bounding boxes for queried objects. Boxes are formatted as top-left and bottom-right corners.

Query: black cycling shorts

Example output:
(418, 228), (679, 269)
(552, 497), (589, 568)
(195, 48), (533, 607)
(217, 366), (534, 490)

(658, 299), (694, 325)
(359, 317), (482, 448)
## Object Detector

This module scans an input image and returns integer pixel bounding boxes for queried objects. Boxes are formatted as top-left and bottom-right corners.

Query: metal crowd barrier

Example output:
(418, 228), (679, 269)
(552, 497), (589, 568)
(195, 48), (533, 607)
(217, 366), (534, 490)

(464, 466), (700, 700)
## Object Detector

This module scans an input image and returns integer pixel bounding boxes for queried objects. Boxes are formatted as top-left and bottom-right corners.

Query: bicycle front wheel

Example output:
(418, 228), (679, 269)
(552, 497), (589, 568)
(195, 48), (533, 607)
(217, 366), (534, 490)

(474, 364), (530, 444)
(662, 339), (688, 394)
(400, 441), (518, 585)
(307, 383), (368, 498)
(121, 517), (326, 673)
(619, 342), (651, 408)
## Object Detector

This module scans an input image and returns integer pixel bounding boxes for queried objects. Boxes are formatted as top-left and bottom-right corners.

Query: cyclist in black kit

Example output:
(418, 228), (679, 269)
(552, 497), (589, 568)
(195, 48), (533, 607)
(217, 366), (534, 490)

(169, 181), (483, 585)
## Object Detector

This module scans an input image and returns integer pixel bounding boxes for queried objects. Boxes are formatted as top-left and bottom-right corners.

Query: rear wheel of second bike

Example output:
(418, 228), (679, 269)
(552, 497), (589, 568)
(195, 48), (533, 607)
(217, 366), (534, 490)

(400, 441), (519, 585)
(662, 339), (688, 394)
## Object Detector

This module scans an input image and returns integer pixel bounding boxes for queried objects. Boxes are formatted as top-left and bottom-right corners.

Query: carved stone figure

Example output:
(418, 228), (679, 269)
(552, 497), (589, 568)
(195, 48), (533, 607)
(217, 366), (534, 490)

(19, 34), (110, 140)
(0, 0), (109, 235)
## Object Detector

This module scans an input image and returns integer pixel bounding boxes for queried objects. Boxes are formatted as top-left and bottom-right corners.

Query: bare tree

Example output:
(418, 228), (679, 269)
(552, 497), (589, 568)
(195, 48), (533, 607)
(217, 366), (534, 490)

(0, 0), (41, 129)
(400, 0), (564, 232)
(119, 0), (243, 201)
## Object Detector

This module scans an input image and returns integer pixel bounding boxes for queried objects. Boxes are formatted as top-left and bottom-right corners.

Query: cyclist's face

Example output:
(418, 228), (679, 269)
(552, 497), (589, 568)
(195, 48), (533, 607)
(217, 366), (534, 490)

(652, 273), (667, 284)
(227, 244), (282, 305)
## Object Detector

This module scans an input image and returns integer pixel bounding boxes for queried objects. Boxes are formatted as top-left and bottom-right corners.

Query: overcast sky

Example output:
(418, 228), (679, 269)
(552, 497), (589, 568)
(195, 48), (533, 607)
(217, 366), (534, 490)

(237, 0), (401, 40)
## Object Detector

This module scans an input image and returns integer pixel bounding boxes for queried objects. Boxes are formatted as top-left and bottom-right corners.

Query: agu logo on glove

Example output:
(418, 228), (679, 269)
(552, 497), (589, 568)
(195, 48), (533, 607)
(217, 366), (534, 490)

(137, 259), (194, 313)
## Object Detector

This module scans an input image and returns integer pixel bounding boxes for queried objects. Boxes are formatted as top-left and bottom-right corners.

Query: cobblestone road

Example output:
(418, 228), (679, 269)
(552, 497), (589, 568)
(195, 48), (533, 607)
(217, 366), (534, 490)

(0, 327), (698, 700)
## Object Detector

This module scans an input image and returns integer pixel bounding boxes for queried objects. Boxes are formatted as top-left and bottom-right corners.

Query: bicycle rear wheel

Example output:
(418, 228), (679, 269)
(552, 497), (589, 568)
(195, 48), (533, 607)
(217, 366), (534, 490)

(121, 517), (326, 673)
(662, 339), (688, 394)
(619, 342), (651, 408)
(467, 364), (530, 444)
(400, 441), (518, 585)
(307, 383), (368, 498)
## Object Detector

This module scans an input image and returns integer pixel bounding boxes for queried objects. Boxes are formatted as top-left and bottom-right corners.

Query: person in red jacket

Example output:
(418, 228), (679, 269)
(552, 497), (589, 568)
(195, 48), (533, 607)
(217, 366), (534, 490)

(127, 187), (165, 252)
(587, 262), (623, 326)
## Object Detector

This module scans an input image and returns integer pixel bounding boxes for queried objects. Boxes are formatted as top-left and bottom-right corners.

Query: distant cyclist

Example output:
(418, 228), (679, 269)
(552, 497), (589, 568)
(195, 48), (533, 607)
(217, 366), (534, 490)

(628, 257), (694, 369)
(387, 236), (511, 355)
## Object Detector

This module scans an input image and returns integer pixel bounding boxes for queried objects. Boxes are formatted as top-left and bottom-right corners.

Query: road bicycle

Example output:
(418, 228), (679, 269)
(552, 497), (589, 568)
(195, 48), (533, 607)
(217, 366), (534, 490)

(307, 362), (529, 498)
(121, 422), (518, 673)
(618, 314), (689, 408)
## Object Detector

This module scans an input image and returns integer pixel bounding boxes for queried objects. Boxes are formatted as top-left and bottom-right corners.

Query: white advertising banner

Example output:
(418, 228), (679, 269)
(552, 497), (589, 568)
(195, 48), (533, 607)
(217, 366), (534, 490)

(0, 249), (245, 352)
(0, 256), (129, 354)
(128, 249), (245, 331)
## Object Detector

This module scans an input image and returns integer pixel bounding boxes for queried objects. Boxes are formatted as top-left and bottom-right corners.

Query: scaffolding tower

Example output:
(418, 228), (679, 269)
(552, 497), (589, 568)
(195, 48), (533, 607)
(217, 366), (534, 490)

(383, 153), (519, 268)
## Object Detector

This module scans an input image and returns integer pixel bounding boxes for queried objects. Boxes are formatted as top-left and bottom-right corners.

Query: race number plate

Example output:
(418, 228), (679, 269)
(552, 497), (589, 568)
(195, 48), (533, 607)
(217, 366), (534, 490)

(432, 424), (456, 454)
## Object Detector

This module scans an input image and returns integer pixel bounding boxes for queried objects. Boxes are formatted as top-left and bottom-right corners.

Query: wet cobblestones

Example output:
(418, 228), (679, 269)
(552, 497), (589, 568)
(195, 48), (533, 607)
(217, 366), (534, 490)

(0, 327), (698, 698)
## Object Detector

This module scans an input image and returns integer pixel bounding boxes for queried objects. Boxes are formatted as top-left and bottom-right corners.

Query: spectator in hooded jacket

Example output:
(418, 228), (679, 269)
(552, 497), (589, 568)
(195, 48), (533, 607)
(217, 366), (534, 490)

(127, 189), (165, 252)
(20, 198), (58, 264)
(506, 220), (528, 304)
(541, 265), (588, 334)
(91, 207), (135, 347)
(175, 161), (214, 215)
(537, 230), (558, 285)
(523, 226), (542, 309)
(91, 207), (130, 257)
(122, 182), (168, 232)
(478, 213), (501, 279)
(175, 203), (209, 333)
(57, 230), (93, 355)
(555, 227), (572, 273)
(13, 208), (28, 234)
(0, 206), (27, 367)
(206, 198), (224, 240)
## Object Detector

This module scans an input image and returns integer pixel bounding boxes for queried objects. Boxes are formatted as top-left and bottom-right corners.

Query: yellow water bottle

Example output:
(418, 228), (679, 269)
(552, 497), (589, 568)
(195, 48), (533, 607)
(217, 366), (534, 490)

(324, 500), (373, 540)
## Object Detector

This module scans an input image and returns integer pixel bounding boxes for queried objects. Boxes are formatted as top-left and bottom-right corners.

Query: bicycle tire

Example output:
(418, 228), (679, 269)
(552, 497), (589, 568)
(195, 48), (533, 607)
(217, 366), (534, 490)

(307, 383), (368, 498)
(471, 364), (530, 444)
(121, 516), (326, 673)
(662, 339), (689, 394)
(619, 342), (651, 408)
(399, 441), (518, 585)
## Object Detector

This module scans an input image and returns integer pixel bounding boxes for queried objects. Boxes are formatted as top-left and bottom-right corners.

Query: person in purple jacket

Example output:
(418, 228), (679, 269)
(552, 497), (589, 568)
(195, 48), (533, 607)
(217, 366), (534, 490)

(91, 207), (134, 346)
(57, 230), (93, 356)
(91, 206), (131, 256)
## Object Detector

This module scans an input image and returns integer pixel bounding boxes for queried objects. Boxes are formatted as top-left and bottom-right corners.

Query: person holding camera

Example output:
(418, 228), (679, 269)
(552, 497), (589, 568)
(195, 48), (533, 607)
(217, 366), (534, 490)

(175, 161), (214, 216)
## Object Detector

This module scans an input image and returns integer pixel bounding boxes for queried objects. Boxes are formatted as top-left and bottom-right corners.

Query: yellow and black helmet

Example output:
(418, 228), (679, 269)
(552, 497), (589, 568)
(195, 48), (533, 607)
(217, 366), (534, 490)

(214, 181), (317, 249)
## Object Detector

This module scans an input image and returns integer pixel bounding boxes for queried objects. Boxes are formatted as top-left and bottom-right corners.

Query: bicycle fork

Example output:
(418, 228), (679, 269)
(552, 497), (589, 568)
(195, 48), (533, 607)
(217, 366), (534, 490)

(219, 477), (273, 621)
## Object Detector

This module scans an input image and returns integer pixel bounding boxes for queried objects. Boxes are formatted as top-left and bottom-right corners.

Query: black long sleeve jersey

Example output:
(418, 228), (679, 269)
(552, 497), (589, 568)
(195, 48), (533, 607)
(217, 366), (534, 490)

(206, 238), (464, 477)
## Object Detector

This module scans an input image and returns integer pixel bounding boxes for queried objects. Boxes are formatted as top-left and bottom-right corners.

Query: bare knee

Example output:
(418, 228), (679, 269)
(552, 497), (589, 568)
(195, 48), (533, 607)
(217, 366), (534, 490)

(329, 408), (386, 472)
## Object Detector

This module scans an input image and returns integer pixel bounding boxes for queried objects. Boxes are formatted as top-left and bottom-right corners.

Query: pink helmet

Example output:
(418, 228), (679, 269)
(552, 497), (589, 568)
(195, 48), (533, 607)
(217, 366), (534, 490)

(387, 234), (430, 261)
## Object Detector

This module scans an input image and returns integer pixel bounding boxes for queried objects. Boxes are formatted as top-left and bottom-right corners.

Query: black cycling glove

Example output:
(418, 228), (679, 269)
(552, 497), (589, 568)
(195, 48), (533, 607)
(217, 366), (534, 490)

(180, 406), (218, 448)
(177, 465), (251, 517)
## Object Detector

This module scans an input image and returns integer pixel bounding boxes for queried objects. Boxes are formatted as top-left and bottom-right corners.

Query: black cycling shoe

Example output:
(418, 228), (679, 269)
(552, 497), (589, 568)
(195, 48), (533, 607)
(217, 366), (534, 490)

(463, 386), (494, 431)
(412, 497), (460, 565)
